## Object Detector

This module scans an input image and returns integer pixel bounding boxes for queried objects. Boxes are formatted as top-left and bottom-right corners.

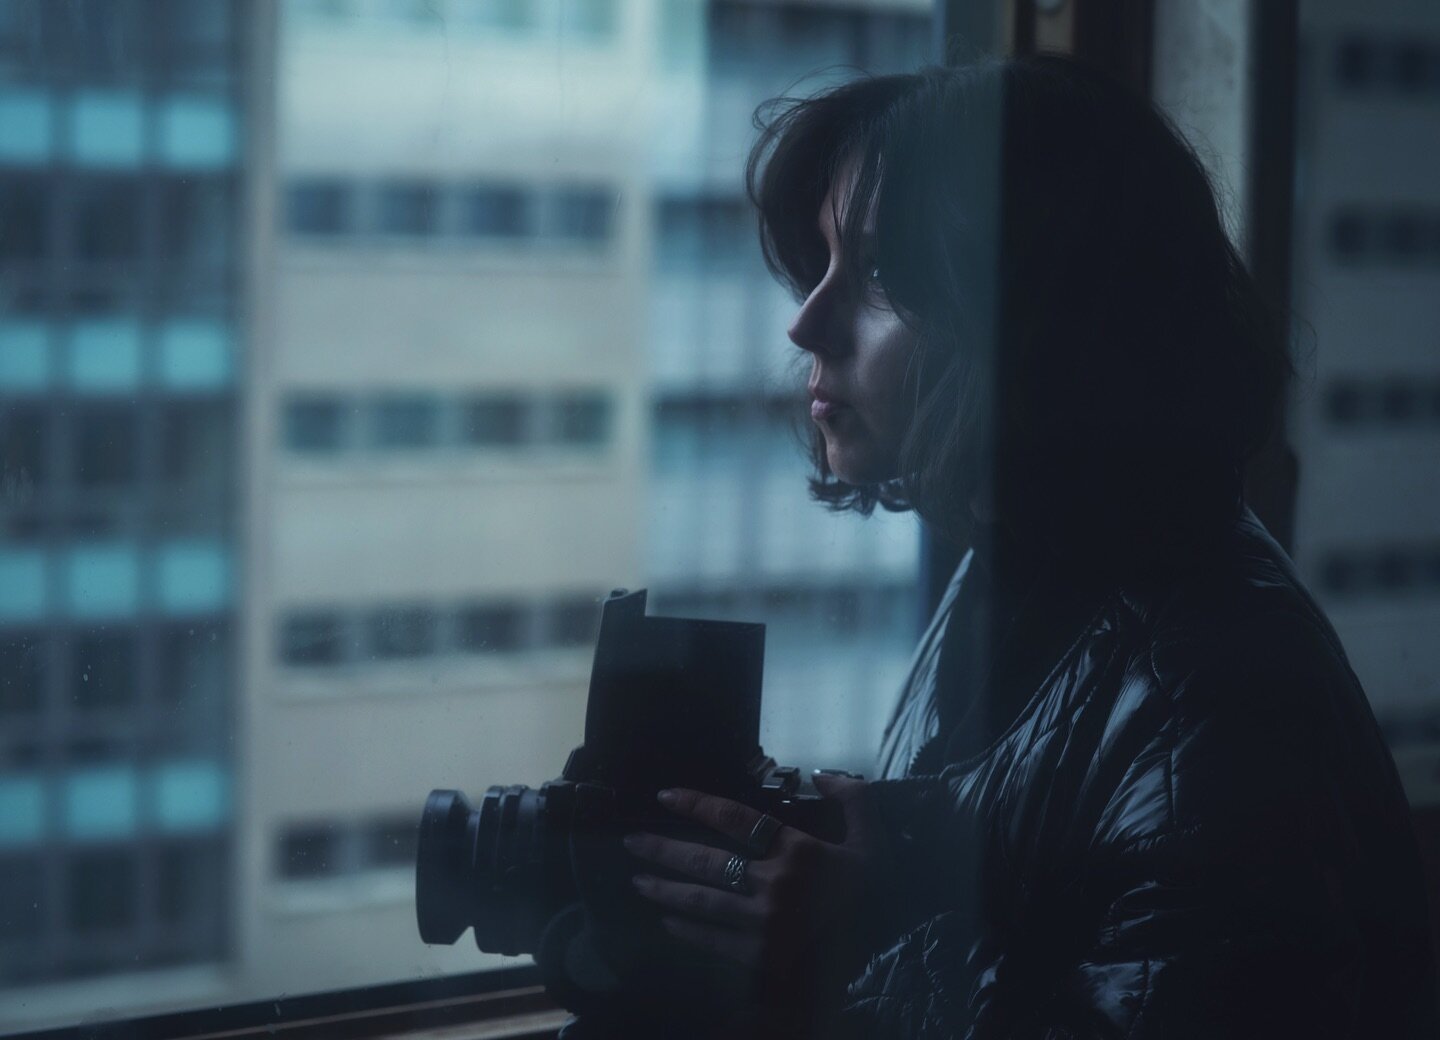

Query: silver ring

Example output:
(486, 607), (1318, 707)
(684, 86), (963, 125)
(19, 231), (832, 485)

(722, 853), (750, 894)
(745, 813), (783, 856)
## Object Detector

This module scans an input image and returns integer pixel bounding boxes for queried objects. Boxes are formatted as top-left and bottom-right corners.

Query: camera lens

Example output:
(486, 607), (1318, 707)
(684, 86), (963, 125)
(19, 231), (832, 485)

(416, 785), (553, 956)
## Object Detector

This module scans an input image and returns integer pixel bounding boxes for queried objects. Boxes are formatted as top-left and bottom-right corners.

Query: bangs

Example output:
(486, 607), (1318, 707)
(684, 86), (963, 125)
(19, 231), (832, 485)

(745, 76), (914, 305)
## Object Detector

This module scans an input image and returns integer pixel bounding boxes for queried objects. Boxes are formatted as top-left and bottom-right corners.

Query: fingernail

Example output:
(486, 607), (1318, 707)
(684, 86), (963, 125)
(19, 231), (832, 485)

(656, 789), (678, 806)
(632, 873), (654, 891)
(622, 833), (640, 850)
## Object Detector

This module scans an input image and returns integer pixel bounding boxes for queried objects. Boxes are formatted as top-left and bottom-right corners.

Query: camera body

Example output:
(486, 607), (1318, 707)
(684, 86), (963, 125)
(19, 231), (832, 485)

(416, 588), (845, 1026)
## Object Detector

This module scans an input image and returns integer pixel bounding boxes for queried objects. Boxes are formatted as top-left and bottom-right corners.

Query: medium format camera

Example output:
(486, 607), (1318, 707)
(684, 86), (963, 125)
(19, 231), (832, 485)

(415, 588), (845, 1031)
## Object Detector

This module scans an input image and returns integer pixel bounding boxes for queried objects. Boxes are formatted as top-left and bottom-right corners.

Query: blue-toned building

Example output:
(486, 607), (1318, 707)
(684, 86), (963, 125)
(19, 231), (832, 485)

(0, 0), (243, 985)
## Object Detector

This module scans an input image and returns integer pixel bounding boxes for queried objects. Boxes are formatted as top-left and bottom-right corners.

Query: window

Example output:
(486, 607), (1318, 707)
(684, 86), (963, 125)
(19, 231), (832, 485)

(463, 183), (532, 237)
(457, 601), (525, 652)
(3, 0), (935, 1029)
(366, 605), (437, 658)
(553, 391), (612, 446)
(377, 180), (439, 236)
(67, 850), (137, 932)
(73, 407), (138, 487)
(280, 611), (345, 666)
(284, 396), (347, 452)
(461, 394), (528, 445)
(287, 180), (351, 236)
(74, 178), (142, 262)
(550, 186), (614, 242)
(277, 823), (341, 880)
(71, 629), (137, 710)
(0, 631), (44, 715)
(545, 595), (599, 648)
(370, 395), (440, 449)
(0, 175), (47, 261)
(363, 815), (418, 869)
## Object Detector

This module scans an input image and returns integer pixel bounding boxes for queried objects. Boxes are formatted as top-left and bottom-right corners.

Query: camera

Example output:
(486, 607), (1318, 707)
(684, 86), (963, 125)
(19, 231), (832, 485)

(415, 588), (845, 1030)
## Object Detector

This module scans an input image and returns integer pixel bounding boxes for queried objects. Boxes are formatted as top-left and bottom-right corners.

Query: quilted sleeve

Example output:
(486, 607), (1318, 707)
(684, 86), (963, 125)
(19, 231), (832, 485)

(835, 611), (1435, 1039)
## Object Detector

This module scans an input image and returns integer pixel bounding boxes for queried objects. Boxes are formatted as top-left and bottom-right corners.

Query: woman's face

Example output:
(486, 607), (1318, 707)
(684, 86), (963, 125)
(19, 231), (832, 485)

(787, 167), (920, 485)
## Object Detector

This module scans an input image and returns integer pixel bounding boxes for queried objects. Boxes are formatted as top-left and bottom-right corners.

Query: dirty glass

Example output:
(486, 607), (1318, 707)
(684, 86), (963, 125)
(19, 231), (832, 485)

(0, 0), (931, 1028)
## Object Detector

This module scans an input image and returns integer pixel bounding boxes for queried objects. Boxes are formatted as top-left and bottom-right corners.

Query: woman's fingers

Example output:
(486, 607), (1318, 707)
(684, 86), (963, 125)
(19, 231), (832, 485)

(657, 788), (779, 848)
(624, 832), (734, 886)
(632, 873), (764, 926)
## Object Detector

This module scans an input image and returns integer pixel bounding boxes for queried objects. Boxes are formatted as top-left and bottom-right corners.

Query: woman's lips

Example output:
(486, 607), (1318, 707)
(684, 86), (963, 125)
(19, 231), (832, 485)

(811, 399), (845, 422)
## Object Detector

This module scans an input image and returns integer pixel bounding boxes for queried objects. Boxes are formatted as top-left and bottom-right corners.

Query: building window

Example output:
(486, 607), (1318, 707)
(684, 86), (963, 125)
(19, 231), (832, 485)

(159, 621), (227, 707)
(463, 183), (531, 238)
(67, 849), (138, 932)
(73, 407), (138, 487)
(0, 854), (44, 943)
(656, 195), (749, 271)
(461, 394), (528, 446)
(0, 174), (48, 261)
(371, 395), (440, 449)
(286, 180), (351, 236)
(553, 391), (611, 446)
(0, 405), (47, 490)
(284, 396), (347, 452)
(156, 839), (223, 930)
(279, 612), (345, 666)
(0, 631), (45, 715)
(457, 601), (525, 652)
(74, 178), (143, 262)
(551, 186), (614, 243)
(72, 629), (137, 710)
(377, 180), (439, 236)
(277, 823), (341, 880)
(546, 596), (599, 648)
(367, 605), (437, 659)
(363, 815), (417, 869)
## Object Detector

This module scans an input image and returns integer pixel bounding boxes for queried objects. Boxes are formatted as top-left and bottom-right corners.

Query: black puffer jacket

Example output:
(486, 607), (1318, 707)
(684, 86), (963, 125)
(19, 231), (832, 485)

(842, 508), (1438, 1038)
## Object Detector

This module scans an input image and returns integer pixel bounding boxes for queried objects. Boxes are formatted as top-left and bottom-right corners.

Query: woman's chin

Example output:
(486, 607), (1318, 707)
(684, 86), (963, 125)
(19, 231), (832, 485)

(826, 444), (895, 486)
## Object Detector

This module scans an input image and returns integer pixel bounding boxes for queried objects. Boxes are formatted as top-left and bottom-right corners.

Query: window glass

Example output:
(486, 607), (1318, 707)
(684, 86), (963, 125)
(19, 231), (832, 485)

(0, 0), (932, 1029)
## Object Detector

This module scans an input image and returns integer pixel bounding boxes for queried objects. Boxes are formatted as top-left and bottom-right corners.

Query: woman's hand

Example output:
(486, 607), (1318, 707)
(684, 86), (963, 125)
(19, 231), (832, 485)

(623, 773), (891, 1036)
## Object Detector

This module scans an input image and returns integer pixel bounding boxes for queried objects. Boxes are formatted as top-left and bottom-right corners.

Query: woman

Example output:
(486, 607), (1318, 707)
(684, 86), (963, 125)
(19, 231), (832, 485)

(624, 55), (1438, 1037)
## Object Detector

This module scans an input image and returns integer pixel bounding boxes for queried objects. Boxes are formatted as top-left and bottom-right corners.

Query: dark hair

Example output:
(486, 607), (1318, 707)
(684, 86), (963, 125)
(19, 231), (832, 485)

(745, 55), (1291, 567)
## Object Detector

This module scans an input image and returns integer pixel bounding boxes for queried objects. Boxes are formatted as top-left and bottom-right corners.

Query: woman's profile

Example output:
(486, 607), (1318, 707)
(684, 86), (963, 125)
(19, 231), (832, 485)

(622, 54), (1439, 1038)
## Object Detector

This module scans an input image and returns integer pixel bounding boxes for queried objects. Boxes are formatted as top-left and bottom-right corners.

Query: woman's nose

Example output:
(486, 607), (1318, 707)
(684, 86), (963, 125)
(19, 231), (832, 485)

(787, 279), (842, 356)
